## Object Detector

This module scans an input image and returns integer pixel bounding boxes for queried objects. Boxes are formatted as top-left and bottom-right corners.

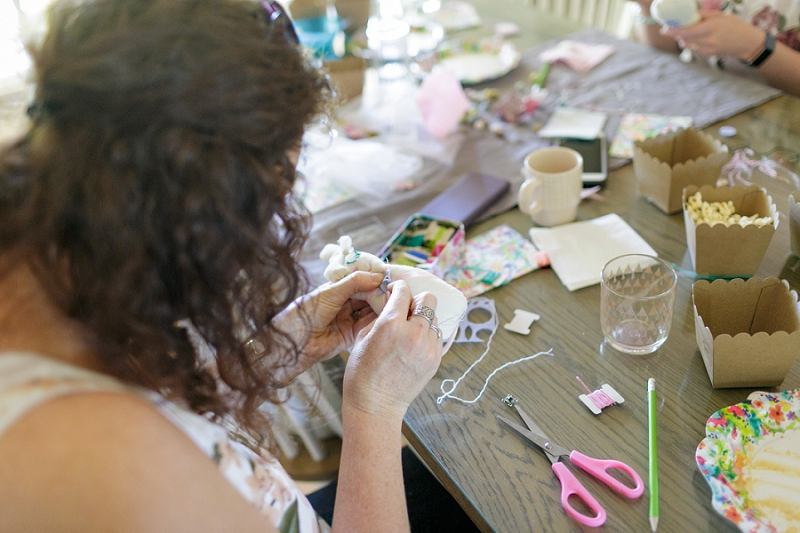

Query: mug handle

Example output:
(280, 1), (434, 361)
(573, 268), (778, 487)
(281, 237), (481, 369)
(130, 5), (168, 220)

(518, 178), (543, 216)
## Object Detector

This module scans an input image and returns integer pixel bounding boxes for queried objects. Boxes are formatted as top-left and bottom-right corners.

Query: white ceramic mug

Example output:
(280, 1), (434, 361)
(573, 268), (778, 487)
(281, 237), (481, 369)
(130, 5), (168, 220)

(518, 146), (584, 227)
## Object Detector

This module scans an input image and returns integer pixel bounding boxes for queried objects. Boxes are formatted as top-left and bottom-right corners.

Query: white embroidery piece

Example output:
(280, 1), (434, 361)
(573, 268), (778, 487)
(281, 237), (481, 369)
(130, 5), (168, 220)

(319, 236), (468, 346)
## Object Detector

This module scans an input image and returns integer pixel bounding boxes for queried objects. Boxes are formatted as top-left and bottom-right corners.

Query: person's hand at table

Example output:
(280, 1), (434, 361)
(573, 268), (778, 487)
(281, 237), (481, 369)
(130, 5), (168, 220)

(631, 0), (684, 53)
(661, 10), (765, 59)
(333, 280), (444, 533)
(662, 10), (800, 96)
(270, 271), (384, 385)
(343, 280), (443, 421)
(632, 2), (800, 97)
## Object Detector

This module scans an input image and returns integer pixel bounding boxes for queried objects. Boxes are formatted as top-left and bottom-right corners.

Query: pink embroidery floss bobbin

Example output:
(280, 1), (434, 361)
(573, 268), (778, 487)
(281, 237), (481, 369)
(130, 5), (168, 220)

(576, 376), (625, 415)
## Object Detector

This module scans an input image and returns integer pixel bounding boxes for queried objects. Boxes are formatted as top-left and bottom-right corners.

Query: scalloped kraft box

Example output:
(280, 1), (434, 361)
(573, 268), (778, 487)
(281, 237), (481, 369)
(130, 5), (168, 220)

(683, 184), (778, 277)
(326, 56), (366, 103)
(693, 277), (800, 388)
(790, 190), (800, 257)
(633, 127), (730, 214)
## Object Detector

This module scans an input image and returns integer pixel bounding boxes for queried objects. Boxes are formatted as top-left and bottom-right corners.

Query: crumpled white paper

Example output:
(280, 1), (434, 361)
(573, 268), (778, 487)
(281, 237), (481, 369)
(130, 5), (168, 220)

(297, 136), (423, 200)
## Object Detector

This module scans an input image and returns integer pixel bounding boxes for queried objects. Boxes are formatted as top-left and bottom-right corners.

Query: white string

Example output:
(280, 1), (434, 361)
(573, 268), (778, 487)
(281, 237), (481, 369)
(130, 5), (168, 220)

(437, 338), (555, 405)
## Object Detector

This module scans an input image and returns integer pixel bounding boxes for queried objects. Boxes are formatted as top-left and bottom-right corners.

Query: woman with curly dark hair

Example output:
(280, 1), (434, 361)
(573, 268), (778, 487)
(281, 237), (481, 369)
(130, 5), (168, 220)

(0, 0), (445, 531)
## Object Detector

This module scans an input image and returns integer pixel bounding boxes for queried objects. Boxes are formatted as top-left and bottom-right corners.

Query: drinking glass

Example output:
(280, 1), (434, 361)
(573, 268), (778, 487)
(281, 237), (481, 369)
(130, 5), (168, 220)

(365, 15), (411, 81)
(600, 254), (677, 355)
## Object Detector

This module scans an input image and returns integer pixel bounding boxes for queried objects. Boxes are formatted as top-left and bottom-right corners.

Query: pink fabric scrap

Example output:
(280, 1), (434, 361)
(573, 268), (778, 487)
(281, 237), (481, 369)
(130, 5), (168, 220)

(538, 40), (615, 72)
(416, 68), (471, 140)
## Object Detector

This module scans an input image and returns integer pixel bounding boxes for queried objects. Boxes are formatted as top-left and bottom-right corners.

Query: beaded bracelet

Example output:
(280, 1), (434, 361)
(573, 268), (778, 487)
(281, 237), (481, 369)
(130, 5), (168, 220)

(633, 5), (660, 25)
(635, 11), (660, 25)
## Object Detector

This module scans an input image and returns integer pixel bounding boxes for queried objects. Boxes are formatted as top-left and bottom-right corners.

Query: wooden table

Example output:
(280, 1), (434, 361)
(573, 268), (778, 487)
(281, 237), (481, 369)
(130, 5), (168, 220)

(385, 6), (800, 533)
(304, 2), (800, 530)
(400, 93), (800, 532)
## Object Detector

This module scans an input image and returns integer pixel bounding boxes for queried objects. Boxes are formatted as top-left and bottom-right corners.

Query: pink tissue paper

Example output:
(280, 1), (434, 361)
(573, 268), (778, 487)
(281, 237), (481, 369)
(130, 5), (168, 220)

(417, 68), (470, 140)
(538, 41), (615, 72)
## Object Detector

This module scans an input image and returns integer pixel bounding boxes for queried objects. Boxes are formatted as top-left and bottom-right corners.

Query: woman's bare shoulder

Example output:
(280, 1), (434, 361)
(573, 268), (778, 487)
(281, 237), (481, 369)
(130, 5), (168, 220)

(0, 390), (277, 533)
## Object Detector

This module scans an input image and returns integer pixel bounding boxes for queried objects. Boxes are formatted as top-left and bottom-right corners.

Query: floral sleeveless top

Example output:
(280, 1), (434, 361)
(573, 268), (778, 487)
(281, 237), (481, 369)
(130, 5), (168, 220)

(702, 0), (800, 50)
(0, 352), (330, 533)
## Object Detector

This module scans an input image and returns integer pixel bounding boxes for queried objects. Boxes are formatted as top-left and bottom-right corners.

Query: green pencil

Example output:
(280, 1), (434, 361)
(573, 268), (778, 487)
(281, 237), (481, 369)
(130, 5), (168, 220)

(530, 61), (551, 89)
(648, 378), (659, 532)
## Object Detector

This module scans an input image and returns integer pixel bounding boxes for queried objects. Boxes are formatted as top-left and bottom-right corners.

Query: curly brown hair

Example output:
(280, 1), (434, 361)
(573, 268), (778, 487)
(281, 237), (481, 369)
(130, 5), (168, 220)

(0, 0), (330, 439)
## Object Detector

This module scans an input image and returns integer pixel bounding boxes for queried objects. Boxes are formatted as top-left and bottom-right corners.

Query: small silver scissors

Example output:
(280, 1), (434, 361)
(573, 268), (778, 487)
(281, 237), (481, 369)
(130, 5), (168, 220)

(497, 404), (644, 527)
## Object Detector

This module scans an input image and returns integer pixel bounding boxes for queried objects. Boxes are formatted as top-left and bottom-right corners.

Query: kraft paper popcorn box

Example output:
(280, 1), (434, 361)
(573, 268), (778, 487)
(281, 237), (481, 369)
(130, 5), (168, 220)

(789, 190), (800, 257)
(326, 56), (366, 103)
(334, 0), (370, 30)
(633, 127), (731, 214)
(682, 184), (778, 277)
(693, 277), (800, 388)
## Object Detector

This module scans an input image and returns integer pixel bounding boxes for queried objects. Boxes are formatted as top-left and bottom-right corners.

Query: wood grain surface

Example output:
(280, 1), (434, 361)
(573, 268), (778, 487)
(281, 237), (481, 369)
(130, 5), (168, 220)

(303, 2), (800, 530)
(402, 94), (800, 532)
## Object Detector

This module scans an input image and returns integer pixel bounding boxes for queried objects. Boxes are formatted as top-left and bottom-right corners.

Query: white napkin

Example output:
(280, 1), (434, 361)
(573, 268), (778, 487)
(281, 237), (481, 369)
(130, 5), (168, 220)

(529, 214), (657, 291)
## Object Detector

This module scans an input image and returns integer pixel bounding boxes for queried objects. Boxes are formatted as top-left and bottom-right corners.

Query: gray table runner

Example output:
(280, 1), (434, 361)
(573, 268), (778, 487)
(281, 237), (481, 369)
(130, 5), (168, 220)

(301, 28), (782, 282)
(518, 28), (782, 164)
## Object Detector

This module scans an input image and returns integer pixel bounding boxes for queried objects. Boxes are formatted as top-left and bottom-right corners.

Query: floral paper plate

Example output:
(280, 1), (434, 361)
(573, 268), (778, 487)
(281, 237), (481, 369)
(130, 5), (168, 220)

(434, 38), (521, 85)
(695, 389), (800, 532)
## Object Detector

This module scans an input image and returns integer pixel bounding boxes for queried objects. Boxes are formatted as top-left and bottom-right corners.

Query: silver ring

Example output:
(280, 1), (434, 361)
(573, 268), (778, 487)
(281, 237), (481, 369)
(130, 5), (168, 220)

(430, 324), (442, 339)
(411, 305), (436, 326)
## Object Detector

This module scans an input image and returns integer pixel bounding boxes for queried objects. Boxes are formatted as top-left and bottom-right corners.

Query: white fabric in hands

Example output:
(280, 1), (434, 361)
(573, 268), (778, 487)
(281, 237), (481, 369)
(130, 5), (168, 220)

(319, 238), (467, 349)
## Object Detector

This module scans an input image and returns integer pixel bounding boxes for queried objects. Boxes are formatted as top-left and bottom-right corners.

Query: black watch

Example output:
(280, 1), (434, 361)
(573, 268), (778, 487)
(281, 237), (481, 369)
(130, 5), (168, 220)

(742, 33), (776, 67)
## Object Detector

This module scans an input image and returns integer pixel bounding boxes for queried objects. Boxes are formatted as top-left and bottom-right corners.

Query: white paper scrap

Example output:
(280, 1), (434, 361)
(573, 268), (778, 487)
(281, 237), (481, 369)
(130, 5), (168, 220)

(538, 107), (608, 140)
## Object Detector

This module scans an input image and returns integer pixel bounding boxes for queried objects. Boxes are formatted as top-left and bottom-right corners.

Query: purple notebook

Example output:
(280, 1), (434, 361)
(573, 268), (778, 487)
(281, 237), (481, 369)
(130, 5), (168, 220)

(419, 172), (510, 227)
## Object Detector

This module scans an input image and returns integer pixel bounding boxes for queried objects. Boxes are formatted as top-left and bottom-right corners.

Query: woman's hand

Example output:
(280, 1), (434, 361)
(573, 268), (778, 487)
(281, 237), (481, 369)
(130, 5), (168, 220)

(294, 271), (385, 360)
(342, 280), (444, 422)
(662, 10), (766, 60)
(270, 271), (384, 384)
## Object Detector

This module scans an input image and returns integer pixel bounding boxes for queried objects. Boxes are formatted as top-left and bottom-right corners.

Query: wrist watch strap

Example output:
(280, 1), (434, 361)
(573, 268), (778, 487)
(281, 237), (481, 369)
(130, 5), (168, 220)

(743, 33), (776, 67)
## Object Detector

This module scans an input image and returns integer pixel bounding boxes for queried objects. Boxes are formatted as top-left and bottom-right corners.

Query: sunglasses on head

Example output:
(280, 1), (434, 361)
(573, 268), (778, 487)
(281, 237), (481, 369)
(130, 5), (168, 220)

(260, 0), (299, 45)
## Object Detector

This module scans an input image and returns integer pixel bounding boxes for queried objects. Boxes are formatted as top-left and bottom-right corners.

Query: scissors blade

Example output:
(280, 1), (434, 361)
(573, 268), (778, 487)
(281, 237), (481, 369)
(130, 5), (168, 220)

(513, 405), (548, 438)
(497, 413), (569, 464)
(497, 414), (539, 443)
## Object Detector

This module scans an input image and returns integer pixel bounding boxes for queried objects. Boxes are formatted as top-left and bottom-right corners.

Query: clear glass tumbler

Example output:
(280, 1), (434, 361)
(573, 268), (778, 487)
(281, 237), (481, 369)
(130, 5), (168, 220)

(600, 254), (677, 355)
(365, 15), (411, 82)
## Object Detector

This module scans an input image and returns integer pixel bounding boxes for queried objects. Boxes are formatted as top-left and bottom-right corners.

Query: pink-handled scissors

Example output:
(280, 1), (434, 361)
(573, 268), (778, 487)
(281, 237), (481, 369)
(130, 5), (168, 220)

(497, 404), (644, 527)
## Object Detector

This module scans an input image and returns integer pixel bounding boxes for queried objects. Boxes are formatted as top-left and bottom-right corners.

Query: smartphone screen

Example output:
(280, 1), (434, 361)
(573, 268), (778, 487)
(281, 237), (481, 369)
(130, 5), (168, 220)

(557, 136), (608, 186)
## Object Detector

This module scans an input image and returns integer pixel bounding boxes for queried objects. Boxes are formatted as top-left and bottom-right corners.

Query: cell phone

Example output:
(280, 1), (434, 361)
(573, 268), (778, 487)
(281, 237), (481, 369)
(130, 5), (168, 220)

(557, 135), (608, 187)
(418, 172), (510, 227)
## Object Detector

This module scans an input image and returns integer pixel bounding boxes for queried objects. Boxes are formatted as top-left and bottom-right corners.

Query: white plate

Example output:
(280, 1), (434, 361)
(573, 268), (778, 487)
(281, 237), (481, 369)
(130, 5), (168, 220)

(436, 39), (521, 85)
